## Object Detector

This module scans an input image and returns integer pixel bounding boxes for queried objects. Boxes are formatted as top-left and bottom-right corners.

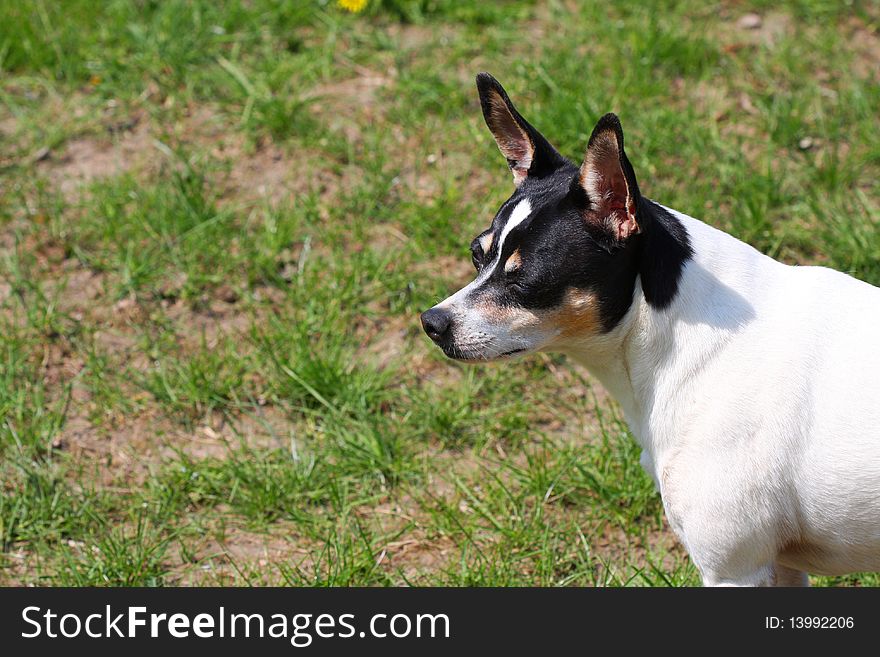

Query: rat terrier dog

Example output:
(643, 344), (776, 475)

(420, 73), (880, 587)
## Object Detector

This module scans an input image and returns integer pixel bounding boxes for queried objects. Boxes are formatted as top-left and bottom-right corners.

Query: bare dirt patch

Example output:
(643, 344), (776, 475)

(36, 115), (155, 197)
(223, 143), (304, 204)
(307, 68), (395, 145)
(304, 69), (392, 109)
(377, 529), (457, 582)
(56, 402), (294, 489)
(23, 100), (349, 210)
(384, 22), (459, 52)
(713, 10), (793, 52)
(183, 104), (324, 205)
(133, 518), (304, 585)
(847, 17), (880, 81)
(0, 115), (17, 138)
(162, 295), (254, 350)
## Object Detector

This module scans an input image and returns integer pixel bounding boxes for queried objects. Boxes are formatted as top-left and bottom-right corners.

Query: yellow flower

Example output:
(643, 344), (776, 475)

(338, 0), (367, 12)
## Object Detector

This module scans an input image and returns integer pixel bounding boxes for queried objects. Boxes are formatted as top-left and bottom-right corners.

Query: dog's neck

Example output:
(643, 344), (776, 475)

(560, 293), (652, 439)
(561, 206), (769, 455)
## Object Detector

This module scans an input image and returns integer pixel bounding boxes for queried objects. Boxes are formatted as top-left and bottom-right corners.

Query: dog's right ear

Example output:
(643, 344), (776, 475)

(476, 72), (565, 187)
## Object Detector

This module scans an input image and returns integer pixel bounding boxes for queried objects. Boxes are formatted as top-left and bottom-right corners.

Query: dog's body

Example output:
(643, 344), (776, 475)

(588, 208), (880, 585)
(421, 73), (880, 586)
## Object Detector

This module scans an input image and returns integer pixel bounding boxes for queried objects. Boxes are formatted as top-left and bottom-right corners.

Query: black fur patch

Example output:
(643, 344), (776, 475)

(468, 165), (692, 332)
(637, 199), (694, 310)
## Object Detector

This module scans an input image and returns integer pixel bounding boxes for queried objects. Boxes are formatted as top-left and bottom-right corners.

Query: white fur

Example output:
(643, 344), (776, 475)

(485, 198), (532, 279)
(559, 208), (880, 586)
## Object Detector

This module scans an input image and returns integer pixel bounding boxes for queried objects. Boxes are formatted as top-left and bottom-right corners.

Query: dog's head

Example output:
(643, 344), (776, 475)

(420, 73), (646, 362)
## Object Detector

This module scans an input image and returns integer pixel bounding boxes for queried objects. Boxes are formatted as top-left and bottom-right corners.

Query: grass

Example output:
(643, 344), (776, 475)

(0, 0), (878, 586)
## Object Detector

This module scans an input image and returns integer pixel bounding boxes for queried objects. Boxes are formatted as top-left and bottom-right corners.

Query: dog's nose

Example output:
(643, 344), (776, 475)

(420, 307), (452, 343)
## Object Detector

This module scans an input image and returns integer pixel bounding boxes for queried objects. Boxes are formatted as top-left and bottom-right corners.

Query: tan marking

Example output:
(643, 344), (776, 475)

(504, 248), (522, 273)
(553, 288), (602, 339)
(480, 232), (494, 253)
(472, 287), (600, 343)
(474, 298), (538, 326)
(473, 298), (506, 321)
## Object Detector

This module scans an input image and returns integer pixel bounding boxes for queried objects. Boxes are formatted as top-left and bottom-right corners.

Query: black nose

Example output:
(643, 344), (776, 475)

(420, 307), (452, 343)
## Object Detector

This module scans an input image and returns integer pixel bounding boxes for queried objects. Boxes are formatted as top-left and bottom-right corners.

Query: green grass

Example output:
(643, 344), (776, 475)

(1, 0), (878, 586)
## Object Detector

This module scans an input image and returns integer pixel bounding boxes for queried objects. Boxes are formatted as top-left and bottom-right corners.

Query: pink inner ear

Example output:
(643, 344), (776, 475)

(616, 198), (639, 239)
(580, 131), (639, 238)
(605, 167), (629, 208)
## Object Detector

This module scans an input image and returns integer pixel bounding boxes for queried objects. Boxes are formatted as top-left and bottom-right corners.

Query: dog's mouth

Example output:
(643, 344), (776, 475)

(442, 346), (527, 362)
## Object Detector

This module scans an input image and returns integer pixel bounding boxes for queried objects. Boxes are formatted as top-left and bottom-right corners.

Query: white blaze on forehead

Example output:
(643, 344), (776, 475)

(493, 198), (532, 271)
(436, 198), (532, 310)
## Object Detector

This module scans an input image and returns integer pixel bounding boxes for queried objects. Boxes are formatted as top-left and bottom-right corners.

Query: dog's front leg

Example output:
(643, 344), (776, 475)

(698, 564), (808, 587)
(660, 466), (809, 587)
(771, 563), (809, 587)
(700, 565), (776, 587)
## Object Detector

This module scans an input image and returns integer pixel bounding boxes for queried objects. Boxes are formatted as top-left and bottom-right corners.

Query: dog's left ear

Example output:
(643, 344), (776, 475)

(577, 113), (641, 242)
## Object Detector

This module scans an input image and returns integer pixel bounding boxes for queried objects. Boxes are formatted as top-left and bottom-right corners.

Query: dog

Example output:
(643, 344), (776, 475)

(420, 72), (880, 586)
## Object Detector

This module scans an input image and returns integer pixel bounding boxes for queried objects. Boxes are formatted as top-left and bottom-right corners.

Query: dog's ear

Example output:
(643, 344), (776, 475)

(577, 113), (641, 242)
(476, 72), (565, 187)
